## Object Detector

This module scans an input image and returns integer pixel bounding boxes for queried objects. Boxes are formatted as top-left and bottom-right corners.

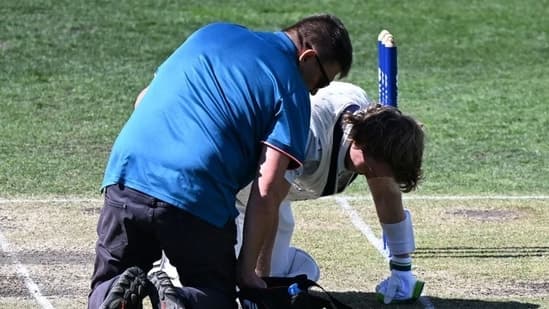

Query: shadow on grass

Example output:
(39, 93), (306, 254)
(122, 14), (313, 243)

(414, 246), (549, 258)
(327, 291), (540, 308)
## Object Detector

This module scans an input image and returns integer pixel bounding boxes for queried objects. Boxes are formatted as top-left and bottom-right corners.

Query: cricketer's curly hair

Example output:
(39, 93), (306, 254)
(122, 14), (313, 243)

(343, 104), (424, 192)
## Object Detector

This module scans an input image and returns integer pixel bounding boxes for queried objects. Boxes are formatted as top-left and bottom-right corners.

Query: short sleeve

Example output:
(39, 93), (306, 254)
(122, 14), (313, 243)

(263, 92), (311, 169)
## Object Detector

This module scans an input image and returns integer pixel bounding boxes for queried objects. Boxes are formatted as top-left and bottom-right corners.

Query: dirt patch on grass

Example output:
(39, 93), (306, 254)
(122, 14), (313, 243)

(0, 274), (27, 297)
(448, 208), (522, 221)
(480, 280), (549, 297)
(8, 249), (94, 265)
(0, 248), (93, 299)
(81, 207), (101, 216)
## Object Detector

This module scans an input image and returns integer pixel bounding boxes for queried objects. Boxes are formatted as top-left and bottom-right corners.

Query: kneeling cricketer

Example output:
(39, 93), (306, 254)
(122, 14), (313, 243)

(147, 81), (426, 304)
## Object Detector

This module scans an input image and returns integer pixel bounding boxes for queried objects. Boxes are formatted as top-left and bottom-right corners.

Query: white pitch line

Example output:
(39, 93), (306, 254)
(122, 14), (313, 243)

(335, 196), (435, 309)
(335, 196), (388, 257)
(0, 230), (55, 309)
(1, 194), (549, 205)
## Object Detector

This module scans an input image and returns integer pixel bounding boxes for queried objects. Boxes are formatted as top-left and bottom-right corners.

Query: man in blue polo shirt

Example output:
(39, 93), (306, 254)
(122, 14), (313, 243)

(89, 14), (353, 309)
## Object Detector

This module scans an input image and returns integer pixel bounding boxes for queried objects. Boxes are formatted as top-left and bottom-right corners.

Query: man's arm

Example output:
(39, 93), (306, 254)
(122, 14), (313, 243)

(237, 145), (292, 289)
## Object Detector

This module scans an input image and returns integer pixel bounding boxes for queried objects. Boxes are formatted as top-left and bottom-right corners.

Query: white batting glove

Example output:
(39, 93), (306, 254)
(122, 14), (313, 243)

(375, 259), (424, 304)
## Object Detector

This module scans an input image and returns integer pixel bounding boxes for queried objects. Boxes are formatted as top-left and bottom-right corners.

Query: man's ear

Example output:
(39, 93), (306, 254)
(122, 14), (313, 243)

(298, 49), (316, 62)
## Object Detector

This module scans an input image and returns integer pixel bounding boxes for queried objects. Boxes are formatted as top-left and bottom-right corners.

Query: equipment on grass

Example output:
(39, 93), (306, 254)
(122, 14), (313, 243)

(238, 274), (352, 309)
(378, 30), (398, 107)
(285, 247), (321, 281)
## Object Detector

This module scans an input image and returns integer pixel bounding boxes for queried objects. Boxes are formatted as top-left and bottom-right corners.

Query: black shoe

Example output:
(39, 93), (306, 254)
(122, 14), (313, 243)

(148, 270), (187, 309)
(100, 266), (154, 309)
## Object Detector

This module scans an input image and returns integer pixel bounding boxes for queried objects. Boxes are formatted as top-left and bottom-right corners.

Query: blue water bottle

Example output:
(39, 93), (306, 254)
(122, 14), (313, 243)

(288, 283), (310, 308)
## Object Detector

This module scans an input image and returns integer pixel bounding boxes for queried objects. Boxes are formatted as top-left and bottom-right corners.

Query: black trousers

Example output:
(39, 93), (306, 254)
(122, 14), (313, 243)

(88, 184), (237, 308)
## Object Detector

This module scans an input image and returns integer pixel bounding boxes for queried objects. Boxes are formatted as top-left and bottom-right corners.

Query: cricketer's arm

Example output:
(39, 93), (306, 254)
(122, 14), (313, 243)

(364, 157), (423, 304)
(364, 158), (406, 227)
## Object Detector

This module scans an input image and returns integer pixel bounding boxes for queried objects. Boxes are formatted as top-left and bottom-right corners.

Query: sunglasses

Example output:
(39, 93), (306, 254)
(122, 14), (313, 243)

(314, 54), (330, 89)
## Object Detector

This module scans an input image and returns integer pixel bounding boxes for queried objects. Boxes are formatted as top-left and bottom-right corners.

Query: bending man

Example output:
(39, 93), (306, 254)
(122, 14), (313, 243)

(90, 15), (353, 309)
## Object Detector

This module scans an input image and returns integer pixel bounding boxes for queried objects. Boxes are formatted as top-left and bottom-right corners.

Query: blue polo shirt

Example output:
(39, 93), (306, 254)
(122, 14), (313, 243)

(102, 23), (310, 227)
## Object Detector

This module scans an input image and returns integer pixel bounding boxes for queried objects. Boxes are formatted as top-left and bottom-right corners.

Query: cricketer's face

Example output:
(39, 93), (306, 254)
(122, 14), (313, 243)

(348, 142), (369, 175)
(349, 142), (395, 178)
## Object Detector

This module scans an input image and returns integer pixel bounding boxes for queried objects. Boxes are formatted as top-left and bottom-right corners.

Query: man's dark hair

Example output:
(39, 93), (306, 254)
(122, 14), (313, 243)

(343, 104), (425, 192)
(284, 14), (353, 78)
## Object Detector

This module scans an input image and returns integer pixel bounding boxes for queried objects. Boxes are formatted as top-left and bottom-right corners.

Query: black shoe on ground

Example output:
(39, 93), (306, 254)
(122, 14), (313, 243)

(100, 266), (154, 309)
(148, 270), (187, 309)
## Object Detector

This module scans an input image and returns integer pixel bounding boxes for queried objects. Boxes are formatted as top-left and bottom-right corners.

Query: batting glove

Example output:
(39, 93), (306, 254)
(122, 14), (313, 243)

(375, 259), (424, 304)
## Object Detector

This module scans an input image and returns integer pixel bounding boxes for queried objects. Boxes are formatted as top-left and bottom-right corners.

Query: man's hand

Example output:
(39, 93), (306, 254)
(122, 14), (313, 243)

(236, 265), (267, 289)
(375, 269), (424, 304)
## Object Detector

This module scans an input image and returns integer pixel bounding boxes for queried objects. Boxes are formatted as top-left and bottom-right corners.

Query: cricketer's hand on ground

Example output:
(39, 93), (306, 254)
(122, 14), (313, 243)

(375, 269), (424, 304)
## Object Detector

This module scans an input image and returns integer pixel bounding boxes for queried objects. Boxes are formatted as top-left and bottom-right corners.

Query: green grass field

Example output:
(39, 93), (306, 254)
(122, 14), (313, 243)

(1, 0), (548, 308)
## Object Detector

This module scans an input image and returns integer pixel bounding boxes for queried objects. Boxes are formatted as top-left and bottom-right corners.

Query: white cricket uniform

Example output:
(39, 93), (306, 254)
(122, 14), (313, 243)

(157, 82), (422, 301)
(157, 82), (371, 283)
(235, 81), (371, 279)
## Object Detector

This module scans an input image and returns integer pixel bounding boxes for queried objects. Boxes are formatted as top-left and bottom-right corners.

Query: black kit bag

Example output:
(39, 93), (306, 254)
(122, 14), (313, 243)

(238, 274), (353, 309)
